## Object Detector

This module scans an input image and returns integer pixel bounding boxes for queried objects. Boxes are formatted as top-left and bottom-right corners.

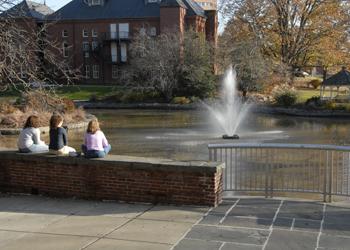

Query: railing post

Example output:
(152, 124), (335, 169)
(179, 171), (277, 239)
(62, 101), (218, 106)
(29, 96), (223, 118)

(323, 151), (328, 203)
(265, 149), (269, 198)
(328, 151), (334, 203)
(270, 149), (274, 198)
(214, 149), (217, 162)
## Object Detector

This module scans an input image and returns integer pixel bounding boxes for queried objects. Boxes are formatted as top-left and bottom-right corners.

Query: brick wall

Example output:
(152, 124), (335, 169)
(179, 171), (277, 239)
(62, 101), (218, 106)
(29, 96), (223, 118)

(0, 152), (224, 206)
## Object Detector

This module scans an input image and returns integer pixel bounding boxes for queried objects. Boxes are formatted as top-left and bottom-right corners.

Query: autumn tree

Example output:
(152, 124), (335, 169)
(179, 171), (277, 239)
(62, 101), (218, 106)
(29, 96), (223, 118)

(221, 0), (350, 73)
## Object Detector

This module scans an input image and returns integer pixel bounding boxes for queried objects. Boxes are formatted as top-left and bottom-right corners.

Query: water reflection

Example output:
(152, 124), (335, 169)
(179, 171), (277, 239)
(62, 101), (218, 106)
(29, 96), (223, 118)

(1, 109), (350, 160)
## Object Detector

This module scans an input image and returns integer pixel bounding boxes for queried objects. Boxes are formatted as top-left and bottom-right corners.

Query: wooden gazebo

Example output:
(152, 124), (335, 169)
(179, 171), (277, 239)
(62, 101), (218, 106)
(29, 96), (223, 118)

(320, 67), (350, 100)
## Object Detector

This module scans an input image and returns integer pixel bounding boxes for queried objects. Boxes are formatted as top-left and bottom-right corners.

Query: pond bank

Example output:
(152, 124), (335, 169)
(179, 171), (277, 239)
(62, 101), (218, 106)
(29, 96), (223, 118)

(75, 101), (200, 110)
(0, 120), (90, 135)
(252, 105), (350, 118)
(76, 101), (350, 118)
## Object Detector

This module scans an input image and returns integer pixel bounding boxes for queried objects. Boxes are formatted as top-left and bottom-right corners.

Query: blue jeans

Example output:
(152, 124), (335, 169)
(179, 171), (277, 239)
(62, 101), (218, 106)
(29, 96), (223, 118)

(82, 144), (111, 158)
(19, 144), (49, 153)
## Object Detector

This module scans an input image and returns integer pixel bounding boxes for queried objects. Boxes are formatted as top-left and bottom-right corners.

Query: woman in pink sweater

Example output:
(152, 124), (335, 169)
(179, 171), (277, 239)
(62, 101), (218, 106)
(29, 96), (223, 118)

(82, 119), (111, 158)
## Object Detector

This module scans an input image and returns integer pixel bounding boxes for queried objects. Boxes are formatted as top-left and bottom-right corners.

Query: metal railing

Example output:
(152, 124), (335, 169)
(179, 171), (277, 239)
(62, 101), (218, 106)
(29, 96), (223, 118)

(208, 143), (350, 202)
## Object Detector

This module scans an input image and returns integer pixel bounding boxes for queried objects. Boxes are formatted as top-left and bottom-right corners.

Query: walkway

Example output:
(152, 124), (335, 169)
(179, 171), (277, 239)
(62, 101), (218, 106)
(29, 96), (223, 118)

(174, 197), (350, 250)
(1, 195), (350, 249)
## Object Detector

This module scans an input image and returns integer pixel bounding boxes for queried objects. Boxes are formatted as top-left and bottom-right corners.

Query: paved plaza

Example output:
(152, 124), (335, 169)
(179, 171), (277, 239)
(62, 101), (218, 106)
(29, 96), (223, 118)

(1, 195), (350, 249)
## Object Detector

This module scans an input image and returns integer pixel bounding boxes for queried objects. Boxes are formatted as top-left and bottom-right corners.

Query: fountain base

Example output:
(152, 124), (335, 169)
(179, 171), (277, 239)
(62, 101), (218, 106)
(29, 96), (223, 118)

(222, 134), (240, 140)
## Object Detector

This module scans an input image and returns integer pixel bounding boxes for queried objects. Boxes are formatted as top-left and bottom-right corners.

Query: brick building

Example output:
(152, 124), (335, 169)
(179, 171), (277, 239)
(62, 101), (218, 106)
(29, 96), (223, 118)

(5, 0), (217, 84)
(0, 1), (54, 79)
(193, 0), (217, 10)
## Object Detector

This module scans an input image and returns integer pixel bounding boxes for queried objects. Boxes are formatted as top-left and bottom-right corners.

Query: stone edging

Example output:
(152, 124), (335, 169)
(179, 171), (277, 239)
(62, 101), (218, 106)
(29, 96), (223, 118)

(252, 106), (350, 118)
(77, 100), (350, 118)
(75, 101), (199, 110)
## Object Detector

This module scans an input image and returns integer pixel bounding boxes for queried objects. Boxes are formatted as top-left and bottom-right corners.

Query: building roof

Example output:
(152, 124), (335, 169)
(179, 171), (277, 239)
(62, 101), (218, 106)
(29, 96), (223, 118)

(160, 0), (187, 8)
(50, 0), (206, 21)
(322, 67), (350, 86)
(1, 0), (54, 20)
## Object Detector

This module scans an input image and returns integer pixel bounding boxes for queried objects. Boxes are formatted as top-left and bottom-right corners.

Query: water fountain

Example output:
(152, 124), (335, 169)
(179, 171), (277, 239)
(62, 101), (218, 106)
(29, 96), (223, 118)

(204, 67), (252, 139)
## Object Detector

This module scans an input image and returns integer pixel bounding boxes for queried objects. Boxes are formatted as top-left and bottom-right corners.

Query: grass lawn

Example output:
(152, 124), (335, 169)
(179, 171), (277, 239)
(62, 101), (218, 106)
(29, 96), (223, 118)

(56, 85), (124, 100)
(0, 85), (126, 102)
(296, 89), (320, 103)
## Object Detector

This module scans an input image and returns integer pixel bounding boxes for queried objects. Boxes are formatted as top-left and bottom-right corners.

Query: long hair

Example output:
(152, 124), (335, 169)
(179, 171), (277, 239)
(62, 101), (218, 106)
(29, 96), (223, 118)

(24, 115), (40, 129)
(87, 119), (100, 134)
(50, 114), (63, 129)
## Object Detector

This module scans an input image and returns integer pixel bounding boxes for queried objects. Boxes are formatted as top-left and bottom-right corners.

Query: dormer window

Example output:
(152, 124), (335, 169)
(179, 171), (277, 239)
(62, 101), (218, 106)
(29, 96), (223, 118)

(82, 29), (89, 37)
(84, 0), (103, 6)
(62, 30), (68, 37)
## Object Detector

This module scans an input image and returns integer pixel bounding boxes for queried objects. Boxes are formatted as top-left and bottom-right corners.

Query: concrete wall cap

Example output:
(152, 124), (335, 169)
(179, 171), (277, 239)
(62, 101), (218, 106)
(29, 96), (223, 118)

(0, 150), (224, 173)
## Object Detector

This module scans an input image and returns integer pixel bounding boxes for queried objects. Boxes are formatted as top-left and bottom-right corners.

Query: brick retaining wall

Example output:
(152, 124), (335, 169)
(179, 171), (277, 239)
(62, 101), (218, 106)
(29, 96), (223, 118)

(0, 151), (224, 206)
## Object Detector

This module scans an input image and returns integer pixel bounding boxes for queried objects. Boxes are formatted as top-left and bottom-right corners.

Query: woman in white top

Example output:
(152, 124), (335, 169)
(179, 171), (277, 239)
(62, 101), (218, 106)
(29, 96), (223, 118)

(18, 115), (49, 153)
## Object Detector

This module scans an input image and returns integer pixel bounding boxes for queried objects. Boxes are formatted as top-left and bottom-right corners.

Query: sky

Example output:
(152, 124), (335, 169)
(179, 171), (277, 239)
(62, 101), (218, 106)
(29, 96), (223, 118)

(43, 0), (71, 10)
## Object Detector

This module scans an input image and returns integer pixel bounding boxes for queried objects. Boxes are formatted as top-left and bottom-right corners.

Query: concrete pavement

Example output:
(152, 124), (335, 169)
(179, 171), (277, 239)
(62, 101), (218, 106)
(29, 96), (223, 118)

(1, 195), (350, 249)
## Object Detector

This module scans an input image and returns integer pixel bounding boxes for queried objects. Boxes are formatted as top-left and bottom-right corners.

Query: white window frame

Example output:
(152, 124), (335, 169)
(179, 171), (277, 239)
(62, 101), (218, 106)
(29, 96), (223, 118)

(91, 0), (101, 5)
(92, 41), (99, 51)
(93, 65), (99, 79)
(82, 29), (89, 37)
(120, 43), (127, 62)
(92, 29), (98, 37)
(62, 30), (68, 37)
(119, 23), (129, 39)
(112, 65), (118, 79)
(83, 41), (90, 51)
(85, 65), (90, 79)
(149, 27), (156, 36)
(63, 42), (68, 57)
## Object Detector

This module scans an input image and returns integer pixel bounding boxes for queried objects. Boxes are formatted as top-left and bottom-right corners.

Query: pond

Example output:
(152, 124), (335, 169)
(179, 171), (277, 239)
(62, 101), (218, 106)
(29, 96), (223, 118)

(1, 109), (350, 161)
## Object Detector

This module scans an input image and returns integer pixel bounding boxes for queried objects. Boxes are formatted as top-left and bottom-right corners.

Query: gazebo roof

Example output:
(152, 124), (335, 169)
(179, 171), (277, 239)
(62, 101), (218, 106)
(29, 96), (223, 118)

(322, 67), (350, 86)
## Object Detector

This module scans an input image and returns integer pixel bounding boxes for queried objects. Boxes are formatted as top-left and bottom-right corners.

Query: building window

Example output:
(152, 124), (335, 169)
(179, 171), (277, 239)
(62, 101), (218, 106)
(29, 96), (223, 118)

(149, 27), (156, 36)
(92, 29), (98, 37)
(112, 65), (118, 79)
(93, 65), (99, 79)
(82, 29), (89, 37)
(120, 43), (127, 62)
(91, 0), (101, 5)
(85, 65), (90, 79)
(83, 41), (90, 51)
(84, 52), (90, 58)
(92, 41), (99, 51)
(119, 23), (129, 39)
(139, 27), (146, 36)
(62, 30), (68, 37)
(62, 42), (68, 57)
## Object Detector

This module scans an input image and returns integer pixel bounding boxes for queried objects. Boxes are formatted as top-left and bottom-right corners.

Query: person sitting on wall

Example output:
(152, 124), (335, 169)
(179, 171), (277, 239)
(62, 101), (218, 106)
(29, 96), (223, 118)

(82, 119), (111, 158)
(18, 115), (49, 153)
(49, 114), (76, 155)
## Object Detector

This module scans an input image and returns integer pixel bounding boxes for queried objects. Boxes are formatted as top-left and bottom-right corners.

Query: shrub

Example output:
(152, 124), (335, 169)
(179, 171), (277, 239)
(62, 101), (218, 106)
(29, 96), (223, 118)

(305, 96), (322, 107)
(89, 94), (98, 102)
(0, 102), (18, 114)
(308, 79), (322, 89)
(171, 97), (191, 105)
(274, 90), (297, 107)
(63, 98), (76, 112)
(323, 101), (337, 110)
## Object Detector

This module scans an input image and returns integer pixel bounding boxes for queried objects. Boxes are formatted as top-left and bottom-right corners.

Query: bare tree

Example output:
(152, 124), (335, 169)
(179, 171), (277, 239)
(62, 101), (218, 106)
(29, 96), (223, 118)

(0, 0), (79, 91)
(128, 30), (216, 101)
